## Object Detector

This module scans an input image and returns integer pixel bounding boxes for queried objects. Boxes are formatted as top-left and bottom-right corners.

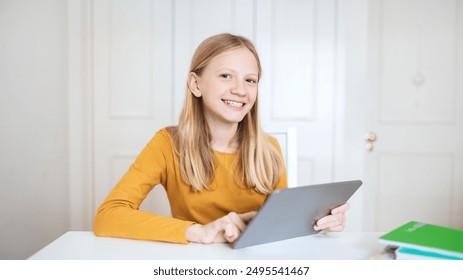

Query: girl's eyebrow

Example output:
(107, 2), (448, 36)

(216, 68), (235, 73)
(216, 68), (258, 77)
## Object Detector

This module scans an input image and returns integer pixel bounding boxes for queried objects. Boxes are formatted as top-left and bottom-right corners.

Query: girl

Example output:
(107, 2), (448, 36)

(93, 33), (349, 244)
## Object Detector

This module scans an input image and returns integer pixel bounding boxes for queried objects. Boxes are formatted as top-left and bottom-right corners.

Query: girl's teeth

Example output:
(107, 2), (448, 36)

(224, 100), (243, 107)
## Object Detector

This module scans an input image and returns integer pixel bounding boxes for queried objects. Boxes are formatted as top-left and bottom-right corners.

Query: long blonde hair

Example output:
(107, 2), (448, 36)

(171, 33), (285, 194)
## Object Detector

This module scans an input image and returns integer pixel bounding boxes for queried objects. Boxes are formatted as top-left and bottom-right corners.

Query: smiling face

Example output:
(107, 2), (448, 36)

(188, 47), (259, 130)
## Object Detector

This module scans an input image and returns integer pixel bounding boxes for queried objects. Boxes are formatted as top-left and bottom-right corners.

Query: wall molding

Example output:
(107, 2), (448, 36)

(68, 0), (94, 230)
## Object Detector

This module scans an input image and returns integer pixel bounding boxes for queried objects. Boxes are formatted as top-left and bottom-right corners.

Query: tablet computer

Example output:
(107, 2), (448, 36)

(232, 180), (363, 249)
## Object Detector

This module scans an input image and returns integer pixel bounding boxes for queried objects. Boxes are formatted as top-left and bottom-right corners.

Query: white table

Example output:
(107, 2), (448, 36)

(28, 231), (387, 260)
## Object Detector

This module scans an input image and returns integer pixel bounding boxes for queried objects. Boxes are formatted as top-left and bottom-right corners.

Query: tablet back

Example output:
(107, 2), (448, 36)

(232, 180), (363, 249)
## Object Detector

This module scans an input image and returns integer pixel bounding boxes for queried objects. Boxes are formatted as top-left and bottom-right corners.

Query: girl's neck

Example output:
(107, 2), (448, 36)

(208, 122), (239, 153)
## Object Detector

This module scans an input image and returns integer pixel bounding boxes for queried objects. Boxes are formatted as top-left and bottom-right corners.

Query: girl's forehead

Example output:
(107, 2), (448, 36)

(207, 48), (259, 72)
(213, 47), (254, 60)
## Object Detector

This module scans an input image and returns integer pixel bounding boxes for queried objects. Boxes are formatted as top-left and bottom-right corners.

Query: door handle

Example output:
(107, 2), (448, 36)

(364, 132), (377, 142)
(364, 132), (377, 151)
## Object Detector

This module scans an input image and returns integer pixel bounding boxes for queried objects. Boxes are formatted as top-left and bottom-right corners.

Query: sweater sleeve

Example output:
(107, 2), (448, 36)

(93, 129), (194, 243)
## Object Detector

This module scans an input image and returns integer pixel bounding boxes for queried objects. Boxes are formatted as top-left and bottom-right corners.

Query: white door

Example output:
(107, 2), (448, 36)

(363, 0), (463, 231)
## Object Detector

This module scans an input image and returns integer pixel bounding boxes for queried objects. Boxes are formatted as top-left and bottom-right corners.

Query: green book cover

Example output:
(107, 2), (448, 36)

(379, 221), (463, 259)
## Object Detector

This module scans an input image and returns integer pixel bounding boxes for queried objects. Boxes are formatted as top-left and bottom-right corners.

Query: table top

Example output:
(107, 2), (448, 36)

(29, 231), (387, 260)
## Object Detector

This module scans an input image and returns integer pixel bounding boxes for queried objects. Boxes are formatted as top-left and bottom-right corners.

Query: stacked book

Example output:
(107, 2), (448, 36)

(379, 221), (463, 260)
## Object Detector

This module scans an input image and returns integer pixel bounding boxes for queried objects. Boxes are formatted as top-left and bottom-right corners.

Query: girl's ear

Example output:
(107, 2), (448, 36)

(187, 72), (201, 97)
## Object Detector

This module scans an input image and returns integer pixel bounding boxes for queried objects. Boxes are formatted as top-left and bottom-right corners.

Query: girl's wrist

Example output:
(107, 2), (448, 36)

(185, 223), (202, 243)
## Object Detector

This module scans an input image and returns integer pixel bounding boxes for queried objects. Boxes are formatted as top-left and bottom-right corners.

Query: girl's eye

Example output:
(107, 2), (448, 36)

(246, 79), (257, 84)
(220, 74), (231, 79)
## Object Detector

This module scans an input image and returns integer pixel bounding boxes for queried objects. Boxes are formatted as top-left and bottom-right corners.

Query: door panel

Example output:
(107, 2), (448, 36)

(256, 0), (337, 186)
(93, 0), (174, 214)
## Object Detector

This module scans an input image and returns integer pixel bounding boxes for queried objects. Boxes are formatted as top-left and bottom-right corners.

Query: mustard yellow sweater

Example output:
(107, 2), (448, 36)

(93, 128), (287, 243)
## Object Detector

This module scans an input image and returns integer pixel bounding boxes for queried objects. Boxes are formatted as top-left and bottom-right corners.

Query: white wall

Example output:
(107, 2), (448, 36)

(0, 0), (69, 259)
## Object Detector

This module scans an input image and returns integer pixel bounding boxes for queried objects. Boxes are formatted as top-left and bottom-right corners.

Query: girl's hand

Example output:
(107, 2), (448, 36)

(186, 211), (256, 243)
(313, 203), (350, 233)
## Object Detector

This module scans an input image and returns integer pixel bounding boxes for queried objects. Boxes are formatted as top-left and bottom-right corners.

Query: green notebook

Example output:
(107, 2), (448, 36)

(379, 221), (463, 259)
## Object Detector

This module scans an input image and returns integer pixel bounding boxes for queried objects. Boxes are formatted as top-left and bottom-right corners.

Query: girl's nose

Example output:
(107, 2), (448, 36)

(230, 80), (246, 96)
